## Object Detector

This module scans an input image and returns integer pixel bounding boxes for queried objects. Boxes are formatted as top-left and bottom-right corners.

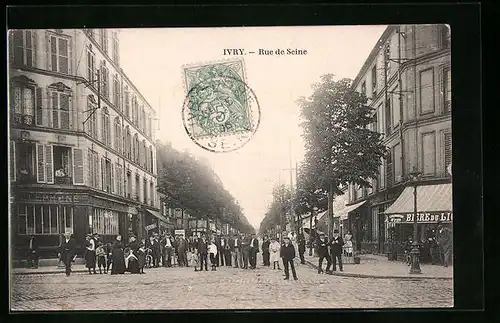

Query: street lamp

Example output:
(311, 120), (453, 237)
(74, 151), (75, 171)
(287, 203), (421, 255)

(408, 167), (422, 274)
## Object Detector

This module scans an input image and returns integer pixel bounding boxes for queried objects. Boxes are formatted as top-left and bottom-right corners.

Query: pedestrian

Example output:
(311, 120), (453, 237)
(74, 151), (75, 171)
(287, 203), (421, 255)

(84, 234), (97, 275)
(127, 236), (140, 257)
(177, 234), (188, 267)
(58, 231), (76, 277)
(105, 242), (113, 273)
(197, 235), (209, 272)
(241, 234), (250, 269)
(209, 239), (218, 271)
(162, 232), (175, 267)
(329, 229), (344, 272)
(249, 233), (259, 269)
(95, 242), (107, 274)
(436, 221), (453, 267)
(190, 248), (200, 271)
(261, 235), (270, 266)
(137, 243), (146, 274)
(297, 229), (306, 265)
(125, 248), (140, 274)
(344, 231), (353, 257)
(229, 233), (242, 268)
(281, 236), (298, 280)
(217, 234), (225, 267)
(269, 237), (281, 270)
(222, 235), (232, 267)
(26, 235), (39, 269)
(111, 235), (126, 275)
(151, 233), (161, 268)
(317, 233), (332, 274)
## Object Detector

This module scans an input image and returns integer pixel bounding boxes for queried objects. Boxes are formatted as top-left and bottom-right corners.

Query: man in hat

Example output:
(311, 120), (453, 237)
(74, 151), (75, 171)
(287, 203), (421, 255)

(329, 229), (344, 272)
(59, 231), (76, 277)
(151, 233), (161, 268)
(261, 235), (270, 266)
(436, 221), (453, 267)
(297, 229), (306, 265)
(281, 236), (298, 280)
(229, 233), (242, 268)
(249, 233), (259, 269)
(27, 235), (39, 269)
(317, 232), (332, 274)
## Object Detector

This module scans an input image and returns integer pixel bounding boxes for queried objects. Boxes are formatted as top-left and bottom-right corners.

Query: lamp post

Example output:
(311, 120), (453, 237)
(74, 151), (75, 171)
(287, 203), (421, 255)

(408, 167), (422, 274)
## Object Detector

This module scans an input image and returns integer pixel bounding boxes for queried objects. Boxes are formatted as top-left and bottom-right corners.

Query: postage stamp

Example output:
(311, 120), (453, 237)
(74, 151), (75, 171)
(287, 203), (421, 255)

(182, 59), (261, 153)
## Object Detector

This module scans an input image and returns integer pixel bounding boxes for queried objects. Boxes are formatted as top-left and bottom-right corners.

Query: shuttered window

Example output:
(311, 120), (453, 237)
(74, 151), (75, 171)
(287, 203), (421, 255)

(393, 142), (402, 183)
(35, 87), (43, 126)
(87, 49), (96, 85)
(10, 141), (16, 182)
(444, 131), (452, 177)
(422, 132), (436, 176)
(443, 68), (451, 114)
(45, 145), (54, 184)
(35, 144), (54, 184)
(50, 91), (71, 130)
(10, 30), (37, 67)
(386, 150), (393, 187)
(113, 75), (121, 109)
(419, 68), (435, 114)
(124, 87), (130, 118)
(48, 35), (70, 74)
(72, 148), (84, 184)
(101, 66), (109, 99)
(36, 144), (45, 183)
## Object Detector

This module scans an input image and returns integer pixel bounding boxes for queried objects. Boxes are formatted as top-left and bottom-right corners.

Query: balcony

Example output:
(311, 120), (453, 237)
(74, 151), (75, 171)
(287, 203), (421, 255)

(12, 113), (34, 126)
(54, 176), (72, 185)
(16, 173), (37, 184)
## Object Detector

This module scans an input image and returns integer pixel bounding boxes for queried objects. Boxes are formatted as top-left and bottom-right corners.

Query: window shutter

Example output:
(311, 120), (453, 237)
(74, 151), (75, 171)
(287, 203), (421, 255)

(36, 144), (46, 183)
(110, 163), (115, 193)
(88, 149), (93, 186)
(96, 155), (101, 189)
(10, 141), (16, 182)
(45, 145), (54, 184)
(73, 148), (84, 184)
(32, 30), (38, 68)
(68, 95), (73, 129)
(386, 151), (393, 187)
(101, 158), (106, 191)
(51, 92), (59, 128)
(35, 87), (43, 126)
(444, 132), (452, 176)
(50, 36), (57, 72)
(45, 33), (51, 70)
(68, 37), (73, 74)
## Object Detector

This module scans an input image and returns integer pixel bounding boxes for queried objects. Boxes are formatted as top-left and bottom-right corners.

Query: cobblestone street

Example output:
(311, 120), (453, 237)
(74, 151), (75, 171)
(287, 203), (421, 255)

(11, 255), (453, 310)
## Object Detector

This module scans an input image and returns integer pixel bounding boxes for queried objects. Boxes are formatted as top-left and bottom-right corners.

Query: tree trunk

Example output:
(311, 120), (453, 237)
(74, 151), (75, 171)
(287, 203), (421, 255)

(328, 182), (334, 241)
(309, 207), (314, 256)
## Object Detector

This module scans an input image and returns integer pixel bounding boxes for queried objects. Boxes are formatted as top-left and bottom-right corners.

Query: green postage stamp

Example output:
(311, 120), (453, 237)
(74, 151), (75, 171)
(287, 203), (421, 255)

(182, 59), (261, 153)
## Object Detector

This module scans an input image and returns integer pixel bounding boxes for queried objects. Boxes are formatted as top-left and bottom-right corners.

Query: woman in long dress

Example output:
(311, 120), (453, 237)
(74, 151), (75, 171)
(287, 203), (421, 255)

(269, 237), (281, 270)
(84, 234), (97, 274)
(344, 231), (353, 257)
(111, 235), (126, 275)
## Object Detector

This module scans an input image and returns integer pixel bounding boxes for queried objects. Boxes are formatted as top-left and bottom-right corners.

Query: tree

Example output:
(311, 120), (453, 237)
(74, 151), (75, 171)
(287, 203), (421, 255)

(298, 74), (387, 238)
(258, 183), (292, 237)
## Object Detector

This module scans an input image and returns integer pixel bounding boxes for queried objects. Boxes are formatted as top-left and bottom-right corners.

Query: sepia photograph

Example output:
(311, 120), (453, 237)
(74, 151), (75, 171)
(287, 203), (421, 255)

(8, 24), (453, 311)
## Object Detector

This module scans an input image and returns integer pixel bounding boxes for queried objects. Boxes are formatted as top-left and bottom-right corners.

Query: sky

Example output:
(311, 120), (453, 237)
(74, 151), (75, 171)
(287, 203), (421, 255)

(119, 25), (387, 230)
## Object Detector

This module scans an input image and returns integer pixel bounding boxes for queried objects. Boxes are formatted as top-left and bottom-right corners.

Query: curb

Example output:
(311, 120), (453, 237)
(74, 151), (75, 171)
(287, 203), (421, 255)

(13, 269), (89, 276)
(302, 259), (453, 281)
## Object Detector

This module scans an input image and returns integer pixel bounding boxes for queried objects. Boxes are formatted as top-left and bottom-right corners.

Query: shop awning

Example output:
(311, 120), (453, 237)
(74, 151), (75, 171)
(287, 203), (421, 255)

(145, 209), (169, 224)
(337, 200), (367, 220)
(383, 184), (453, 223)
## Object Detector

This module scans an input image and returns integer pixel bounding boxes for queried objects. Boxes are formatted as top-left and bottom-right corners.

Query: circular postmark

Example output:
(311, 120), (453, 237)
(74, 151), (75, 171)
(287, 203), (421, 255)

(182, 75), (261, 153)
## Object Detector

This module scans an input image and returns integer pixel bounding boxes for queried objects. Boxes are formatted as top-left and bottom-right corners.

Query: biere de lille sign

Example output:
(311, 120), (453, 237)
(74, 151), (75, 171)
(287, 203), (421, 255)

(391, 212), (453, 223)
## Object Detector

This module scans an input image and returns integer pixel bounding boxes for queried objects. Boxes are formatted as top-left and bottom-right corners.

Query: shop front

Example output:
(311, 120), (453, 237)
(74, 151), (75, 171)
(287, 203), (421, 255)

(143, 208), (169, 238)
(383, 183), (453, 262)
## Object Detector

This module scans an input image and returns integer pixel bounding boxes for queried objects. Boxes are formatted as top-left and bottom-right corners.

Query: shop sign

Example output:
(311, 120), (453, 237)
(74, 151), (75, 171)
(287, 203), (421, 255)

(145, 223), (157, 231)
(23, 192), (74, 203)
(390, 212), (453, 223)
(175, 229), (185, 236)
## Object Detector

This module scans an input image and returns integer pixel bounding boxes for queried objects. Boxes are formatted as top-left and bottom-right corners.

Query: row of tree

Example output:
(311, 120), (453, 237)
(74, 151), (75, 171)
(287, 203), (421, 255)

(156, 141), (255, 234)
(260, 75), (387, 237)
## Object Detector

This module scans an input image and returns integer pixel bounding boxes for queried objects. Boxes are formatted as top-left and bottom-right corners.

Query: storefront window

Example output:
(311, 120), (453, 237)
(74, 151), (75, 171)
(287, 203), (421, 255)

(63, 206), (74, 234)
(91, 208), (119, 235)
(18, 204), (61, 235)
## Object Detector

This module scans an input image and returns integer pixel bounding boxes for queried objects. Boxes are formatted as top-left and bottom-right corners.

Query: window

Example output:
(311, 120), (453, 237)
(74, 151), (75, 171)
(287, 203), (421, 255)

(422, 132), (436, 175)
(141, 107), (146, 132)
(150, 147), (154, 172)
(113, 74), (121, 109)
(150, 181), (154, 206)
(88, 150), (100, 188)
(133, 134), (139, 163)
(143, 178), (148, 204)
(147, 115), (152, 138)
(392, 88), (401, 127)
(371, 65), (377, 95)
(53, 146), (72, 184)
(36, 144), (54, 184)
(101, 65), (109, 99)
(10, 30), (37, 67)
(11, 84), (35, 125)
(132, 96), (138, 125)
(125, 126), (132, 159)
(63, 206), (74, 234)
(385, 99), (392, 134)
(419, 68), (435, 114)
(49, 87), (71, 130)
(361, 81), (367, 97)
(135, 174), (141, 201)
(73, 148), (84, 185)
(386, 150), (393, 187)
(91, 209), (119, 235)
(114, 117), (122, 153)
(86, 96), (98, 138)
(49, 34), (70, 74)
(112, 31), (120, 64)
(441, 25), (451, 49)
(16, 142), (36, 182)
(18, 205), (68, 235)
(102, 107), (110, 146)
(116, 163), (123, 196)
(392, 142), (402, 183)
(384, 43), (391, 72)
(87, 48), (96, 85)
(444, 131), (452, 177)
(443, 68), (451, 114)
(142, 140), (147, 167)
(99, 29), (108, 54)
(371, 207), (379, 242)
(124, 86), (130, 118)
(101, 158), (113, 193)
(126, 171), (132, 198)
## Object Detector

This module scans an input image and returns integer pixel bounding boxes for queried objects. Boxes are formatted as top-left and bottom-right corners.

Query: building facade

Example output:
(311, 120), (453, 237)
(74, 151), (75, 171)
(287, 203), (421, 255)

(8, 29), (161, 258)
(346, 24), (452, 254)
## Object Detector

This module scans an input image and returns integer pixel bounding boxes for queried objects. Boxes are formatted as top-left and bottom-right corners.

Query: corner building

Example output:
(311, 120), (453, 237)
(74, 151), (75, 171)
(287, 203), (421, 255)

(8, 29), (161, 258)
(344, 24), (452, 255)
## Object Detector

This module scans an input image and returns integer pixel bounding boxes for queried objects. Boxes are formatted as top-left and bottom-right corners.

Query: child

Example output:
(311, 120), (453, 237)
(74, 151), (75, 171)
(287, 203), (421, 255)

(137, 244), (146, 274)
(190, 248), (200, 271)
(126, 248), (140, 274)
(208, 240), (218, 271)
(95, 242), (107, 274)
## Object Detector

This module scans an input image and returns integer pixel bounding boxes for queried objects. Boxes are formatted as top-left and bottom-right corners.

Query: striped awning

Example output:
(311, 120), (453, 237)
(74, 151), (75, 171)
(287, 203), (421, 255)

(384, 184), (453, 216)
(337, 200), (367, 220)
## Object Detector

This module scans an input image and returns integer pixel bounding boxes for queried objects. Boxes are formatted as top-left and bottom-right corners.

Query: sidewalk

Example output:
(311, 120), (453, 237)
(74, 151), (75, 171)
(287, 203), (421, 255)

(12, 264), (89, 275)
(301, 253), (453, 280)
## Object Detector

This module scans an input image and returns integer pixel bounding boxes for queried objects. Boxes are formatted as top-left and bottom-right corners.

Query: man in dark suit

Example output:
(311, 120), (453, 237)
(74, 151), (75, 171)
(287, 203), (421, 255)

(27, 235), (39, 269)
(281, 236), (298, 280)
(215, 234), (223, 267)
(59, 232), (76, 277)
(297, 229), (306, 264)
(249, 234), (259, 269)
(261, 235), (270, 266)
(229, 234), (242, 268)
(316, 232), (332, 274)
(151, 234), (161, 268)
(329, 229), (344, 272)
(197, 235), (209, 271)
(241, 234), (250, 269)
(161, 233), (175, 267)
